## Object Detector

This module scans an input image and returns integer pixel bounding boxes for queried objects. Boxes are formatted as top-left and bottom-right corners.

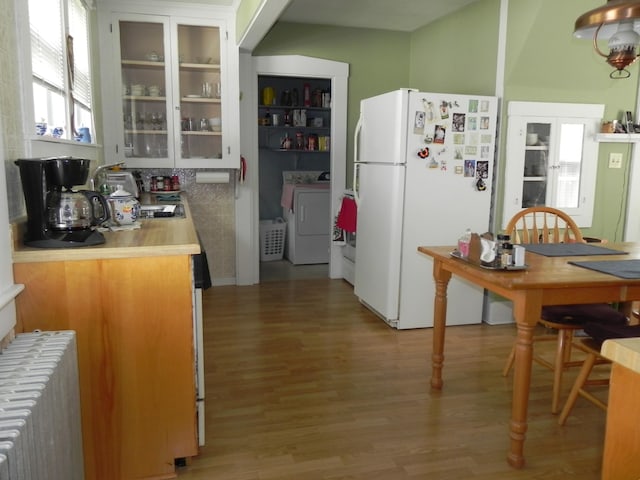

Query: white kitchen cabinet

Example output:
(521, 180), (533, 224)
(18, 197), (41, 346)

(502, 102), (604, 229)
(97, 2), (239, 169)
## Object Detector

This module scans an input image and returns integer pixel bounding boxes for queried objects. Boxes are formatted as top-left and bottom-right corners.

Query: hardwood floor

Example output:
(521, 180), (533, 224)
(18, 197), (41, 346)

(177, 278), (608, 479)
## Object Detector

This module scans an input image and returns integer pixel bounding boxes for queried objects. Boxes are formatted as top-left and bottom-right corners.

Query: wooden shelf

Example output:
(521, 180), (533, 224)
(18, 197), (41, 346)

(181, 96), (221, 103)
(259, 147), (329, 153)
(122, 59), (165, 68)
(179, 62), (220, 71)
(181, 131), (222, 136)
(124, 129), (167, 135)
(596, 133), (640, 143)
(123, 95), (166, 101)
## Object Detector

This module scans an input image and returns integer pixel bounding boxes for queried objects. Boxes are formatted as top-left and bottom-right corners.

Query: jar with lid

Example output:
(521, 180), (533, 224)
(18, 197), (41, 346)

(155, 176), (164, 191)
(501, 243), (514, 268)
(496, 234), (511, 267)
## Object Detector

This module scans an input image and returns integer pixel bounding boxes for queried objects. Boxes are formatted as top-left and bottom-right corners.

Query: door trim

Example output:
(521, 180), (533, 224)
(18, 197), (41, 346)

(236, 55), (349, 284)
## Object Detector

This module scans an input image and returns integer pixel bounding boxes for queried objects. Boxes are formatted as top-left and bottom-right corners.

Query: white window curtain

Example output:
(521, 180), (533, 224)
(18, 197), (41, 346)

(30, 0), (65, 93)
(68, 0), (92, 110)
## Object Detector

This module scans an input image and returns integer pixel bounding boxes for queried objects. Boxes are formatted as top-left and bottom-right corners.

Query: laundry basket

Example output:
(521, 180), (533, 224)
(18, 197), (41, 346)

(259, 218), (286, 261)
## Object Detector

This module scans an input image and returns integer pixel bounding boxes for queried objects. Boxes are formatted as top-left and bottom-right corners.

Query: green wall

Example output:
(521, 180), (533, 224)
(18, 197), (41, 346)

(251, 0), (640, 242)
(236, 0), (263, 43)
(409, 0), (500, 95)
(253, 22), (411, 180)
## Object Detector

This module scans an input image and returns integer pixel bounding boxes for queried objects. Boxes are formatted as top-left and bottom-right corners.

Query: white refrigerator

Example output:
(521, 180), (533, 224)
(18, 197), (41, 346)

(353, 88), (498, 329)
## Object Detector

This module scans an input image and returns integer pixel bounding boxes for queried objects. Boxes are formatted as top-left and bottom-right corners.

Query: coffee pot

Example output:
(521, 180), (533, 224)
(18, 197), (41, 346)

(15, 157), (110, 248)
(47, 189), (108, 230)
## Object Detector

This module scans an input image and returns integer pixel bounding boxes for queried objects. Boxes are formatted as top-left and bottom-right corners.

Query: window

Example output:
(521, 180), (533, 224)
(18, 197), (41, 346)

(29, 0), (93, 141)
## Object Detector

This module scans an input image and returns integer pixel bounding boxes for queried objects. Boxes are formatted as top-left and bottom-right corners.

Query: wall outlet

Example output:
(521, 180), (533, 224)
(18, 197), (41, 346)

(609, 153), (623, 169)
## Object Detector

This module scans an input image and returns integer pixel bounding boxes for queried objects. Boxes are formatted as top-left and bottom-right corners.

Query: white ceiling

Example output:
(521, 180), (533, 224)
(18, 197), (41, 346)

(278, 0), (482, 32)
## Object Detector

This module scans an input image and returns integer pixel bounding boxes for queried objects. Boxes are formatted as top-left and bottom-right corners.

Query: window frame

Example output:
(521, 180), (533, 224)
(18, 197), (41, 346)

(21, 0), (98, 154)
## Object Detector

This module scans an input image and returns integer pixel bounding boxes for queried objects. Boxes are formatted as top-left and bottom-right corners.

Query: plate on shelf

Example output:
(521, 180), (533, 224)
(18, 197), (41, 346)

(185, 94), (201, 98)
(150, 190), (182, 194)
(449, 250), (528, 271)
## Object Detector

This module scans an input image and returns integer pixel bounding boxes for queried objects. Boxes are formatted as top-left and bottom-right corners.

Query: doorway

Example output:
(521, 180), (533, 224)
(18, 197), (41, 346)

(235, 55), (349, 285)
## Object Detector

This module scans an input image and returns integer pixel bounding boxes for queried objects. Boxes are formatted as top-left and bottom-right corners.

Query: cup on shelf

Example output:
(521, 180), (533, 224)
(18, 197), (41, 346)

(35, 122), (47, 136)
(148, 85), (160, 97)
(525, 133), (538, 146)
(131, 84), (145, 96)
(209, 117), (221, 132)
(201, 82), (212, 98)
(262, 87), (275, 106)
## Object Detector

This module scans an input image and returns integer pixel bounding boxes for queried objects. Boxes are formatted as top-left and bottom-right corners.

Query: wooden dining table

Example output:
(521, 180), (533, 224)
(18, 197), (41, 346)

(417, 242), (640, 469)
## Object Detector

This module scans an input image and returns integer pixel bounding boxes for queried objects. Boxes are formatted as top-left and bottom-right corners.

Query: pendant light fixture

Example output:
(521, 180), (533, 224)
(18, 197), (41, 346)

(574, 0), (640, 78)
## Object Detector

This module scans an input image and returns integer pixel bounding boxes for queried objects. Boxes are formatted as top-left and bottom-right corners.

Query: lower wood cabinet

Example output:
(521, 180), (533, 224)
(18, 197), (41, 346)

(13, 255), (197, 480)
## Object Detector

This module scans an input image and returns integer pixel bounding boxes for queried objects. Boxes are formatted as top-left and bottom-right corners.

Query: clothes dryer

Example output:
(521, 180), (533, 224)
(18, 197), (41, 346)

(283, 184), (330, 264)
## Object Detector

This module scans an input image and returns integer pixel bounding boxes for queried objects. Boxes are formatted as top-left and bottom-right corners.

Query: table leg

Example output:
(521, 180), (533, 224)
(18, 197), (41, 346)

(430, 260), (451, 390)
(507, 294), (539, 469)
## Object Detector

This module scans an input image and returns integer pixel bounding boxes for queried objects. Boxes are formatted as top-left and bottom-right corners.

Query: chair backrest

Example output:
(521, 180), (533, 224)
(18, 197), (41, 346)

(505, 207), (584, 244)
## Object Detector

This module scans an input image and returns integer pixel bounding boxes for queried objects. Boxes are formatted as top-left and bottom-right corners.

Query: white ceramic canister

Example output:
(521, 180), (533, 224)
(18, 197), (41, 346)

(108, 185), (140, 226)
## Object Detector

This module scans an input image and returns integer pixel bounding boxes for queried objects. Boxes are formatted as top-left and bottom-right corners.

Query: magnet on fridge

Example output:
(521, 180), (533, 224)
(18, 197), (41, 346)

(414, 111), (425, 134)
(476, 178), (487, 191)
(418, 147), (430, 159)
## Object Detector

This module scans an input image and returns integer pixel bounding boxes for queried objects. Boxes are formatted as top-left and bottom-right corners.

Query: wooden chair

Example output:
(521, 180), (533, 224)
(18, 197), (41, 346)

(501, 206), (628, 413)
(558, 322), (640, 425)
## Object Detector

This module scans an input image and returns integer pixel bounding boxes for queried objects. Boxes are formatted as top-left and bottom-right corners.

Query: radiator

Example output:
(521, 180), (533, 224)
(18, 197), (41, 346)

(0, 331), (84, 479)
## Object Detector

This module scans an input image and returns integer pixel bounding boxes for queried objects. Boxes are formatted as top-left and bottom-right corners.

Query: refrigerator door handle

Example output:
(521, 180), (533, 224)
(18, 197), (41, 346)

(353, 114), (363, 206)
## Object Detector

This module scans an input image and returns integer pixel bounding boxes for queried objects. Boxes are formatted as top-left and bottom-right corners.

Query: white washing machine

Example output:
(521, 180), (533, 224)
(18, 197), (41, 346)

(282, 183), (331, 265)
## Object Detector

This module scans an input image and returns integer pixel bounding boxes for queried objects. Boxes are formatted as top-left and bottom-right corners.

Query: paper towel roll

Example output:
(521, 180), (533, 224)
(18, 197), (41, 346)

(195, 171), (230, 184)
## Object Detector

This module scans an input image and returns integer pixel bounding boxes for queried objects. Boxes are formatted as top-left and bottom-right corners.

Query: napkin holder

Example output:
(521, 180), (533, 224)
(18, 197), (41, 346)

(468, 233), (482, 264)
(464, 233), (497, 266)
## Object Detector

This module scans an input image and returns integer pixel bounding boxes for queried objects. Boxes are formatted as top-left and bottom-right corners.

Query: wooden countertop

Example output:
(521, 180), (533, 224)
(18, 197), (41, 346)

(12, 198), (200, 263)
(602, 337), (640, 374)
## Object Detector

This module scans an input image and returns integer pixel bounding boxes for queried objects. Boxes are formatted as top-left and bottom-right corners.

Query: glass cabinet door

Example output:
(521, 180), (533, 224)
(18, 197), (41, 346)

(503, 102), (602, 229)
(521, 120), (586, 210)
(521, 121), (551, 209)
(174, 22), (223, 166)
(117, 18), (173, 166)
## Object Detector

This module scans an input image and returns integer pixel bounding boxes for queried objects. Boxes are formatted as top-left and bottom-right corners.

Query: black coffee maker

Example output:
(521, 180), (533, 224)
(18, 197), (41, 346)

(16, 157), (110, 248)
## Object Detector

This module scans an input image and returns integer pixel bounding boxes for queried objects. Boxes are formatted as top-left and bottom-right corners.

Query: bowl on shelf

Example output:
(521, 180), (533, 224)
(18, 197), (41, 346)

(525, 133), (538, 146)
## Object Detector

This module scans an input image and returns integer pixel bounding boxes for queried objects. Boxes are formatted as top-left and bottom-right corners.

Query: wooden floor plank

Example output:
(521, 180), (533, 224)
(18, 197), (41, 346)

(178, 278), (607, 479)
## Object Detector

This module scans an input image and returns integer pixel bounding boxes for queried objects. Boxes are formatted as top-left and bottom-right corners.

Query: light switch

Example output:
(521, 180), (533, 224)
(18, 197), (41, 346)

(609, 153), (623, 169)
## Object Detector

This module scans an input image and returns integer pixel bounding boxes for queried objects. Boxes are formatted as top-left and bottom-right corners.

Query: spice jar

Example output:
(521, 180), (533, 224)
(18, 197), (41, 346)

(496, 234), (511, 267)
(501, 242), (513, 268)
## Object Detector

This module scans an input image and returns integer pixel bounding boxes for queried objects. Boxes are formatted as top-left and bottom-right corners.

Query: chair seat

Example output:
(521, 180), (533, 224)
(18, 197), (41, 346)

(584, 322), (640, 345)
(541, 303), (628, 326)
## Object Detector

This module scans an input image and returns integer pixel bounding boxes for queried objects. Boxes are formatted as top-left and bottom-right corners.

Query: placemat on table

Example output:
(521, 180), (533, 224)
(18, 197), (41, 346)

(569, 259), (640, 279)
(523, 243), (627, 257)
